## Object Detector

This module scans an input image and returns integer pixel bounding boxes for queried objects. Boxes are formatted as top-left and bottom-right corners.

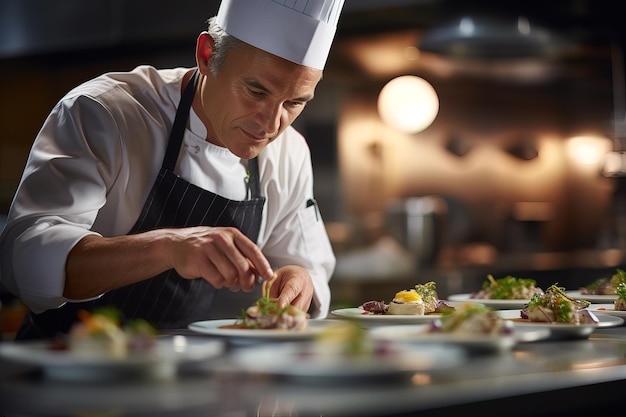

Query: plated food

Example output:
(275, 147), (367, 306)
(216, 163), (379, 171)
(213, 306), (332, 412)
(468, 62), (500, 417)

(521, 284), (596, 324)
(66, 307), (157, 359)
(448, 275), (543, 310)
(188, 318), (344, 341)
(491, 283), (624, 340)
(222, 338), (465, 383)
(429, 302), (513, 335)
(370, 303), (545, 353)
(224, 274), (309, 331)
(470, 274), (544, 300)
(497, 309), (623, 339)
(578, 268), (626, 295)
(220, 320), (466, 382)
(0, 336), (224, 382)
(359, 281), (455, 316)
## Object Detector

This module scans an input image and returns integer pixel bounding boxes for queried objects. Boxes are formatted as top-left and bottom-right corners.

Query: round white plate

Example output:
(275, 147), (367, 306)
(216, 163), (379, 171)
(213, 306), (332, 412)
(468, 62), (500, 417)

(588, 304), (626, 318)
(447, 293), (530, 310)
(0, 336), (224, 382)
(220, 340), (466, 382)
(330, 307), (442, 325)
(369, 324), (548, 353)
(188, 318), (338, 340)
(565, 290), (618, 304)
(496, 309), (624, 339)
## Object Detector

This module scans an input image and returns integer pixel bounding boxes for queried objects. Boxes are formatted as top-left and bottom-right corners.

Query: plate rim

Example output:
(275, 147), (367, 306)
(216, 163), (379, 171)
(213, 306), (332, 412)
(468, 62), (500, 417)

(367, 323), (523, 351)
(588, 303), (626, 317)
(447, 293), (531, 305)
(223, 340), (466, 379)
(187, 318), (334, 339)
(0, 336), (224, 369)
(496, 309), (625, 328)
(330, 307), (441, 322)
(564, 290), (618, 302)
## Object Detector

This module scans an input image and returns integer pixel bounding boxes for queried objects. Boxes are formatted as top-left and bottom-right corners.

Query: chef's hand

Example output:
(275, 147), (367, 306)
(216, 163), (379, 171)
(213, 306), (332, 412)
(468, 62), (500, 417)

(168, 226), (274, 292)
(263, 265), (314, 313)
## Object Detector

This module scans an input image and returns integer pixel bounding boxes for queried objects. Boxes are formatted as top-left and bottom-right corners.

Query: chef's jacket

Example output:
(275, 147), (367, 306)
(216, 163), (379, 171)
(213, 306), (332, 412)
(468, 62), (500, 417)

(0, 65), (336, 318)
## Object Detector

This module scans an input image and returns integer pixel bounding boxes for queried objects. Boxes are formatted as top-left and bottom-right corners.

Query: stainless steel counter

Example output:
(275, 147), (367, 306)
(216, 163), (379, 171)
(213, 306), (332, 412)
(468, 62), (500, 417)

(1, 325), (626, 417)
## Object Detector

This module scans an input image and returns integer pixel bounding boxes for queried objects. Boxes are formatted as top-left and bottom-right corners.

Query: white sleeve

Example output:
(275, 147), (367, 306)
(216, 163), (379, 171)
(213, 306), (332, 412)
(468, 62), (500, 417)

(0, 96), (118, 313)
(259, 135), (336, 318)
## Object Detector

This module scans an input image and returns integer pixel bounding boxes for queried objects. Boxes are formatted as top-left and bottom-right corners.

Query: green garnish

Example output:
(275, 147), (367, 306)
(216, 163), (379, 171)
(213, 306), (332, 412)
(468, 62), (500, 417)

(482, 274), (538, 299)
(616, 282), (626, 302)
(526, 284), (590, 323)
(610, 269), (626, 286)
(438, 303), (497, 332)
(583, 277), (609, 291)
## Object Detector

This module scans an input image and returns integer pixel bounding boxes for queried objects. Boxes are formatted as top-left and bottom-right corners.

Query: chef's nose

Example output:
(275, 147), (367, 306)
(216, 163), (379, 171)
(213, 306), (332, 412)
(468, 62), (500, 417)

(258, 103), (282, 136)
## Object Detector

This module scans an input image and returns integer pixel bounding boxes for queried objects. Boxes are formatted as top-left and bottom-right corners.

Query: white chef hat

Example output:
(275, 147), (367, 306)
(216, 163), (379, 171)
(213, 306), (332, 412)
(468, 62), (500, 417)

(216, 0), (345, 70)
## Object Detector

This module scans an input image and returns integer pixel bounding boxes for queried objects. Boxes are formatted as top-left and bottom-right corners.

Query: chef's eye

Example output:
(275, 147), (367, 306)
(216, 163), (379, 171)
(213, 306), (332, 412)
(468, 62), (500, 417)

(248, 88), (265, 98)
(286, 100), (304, 109)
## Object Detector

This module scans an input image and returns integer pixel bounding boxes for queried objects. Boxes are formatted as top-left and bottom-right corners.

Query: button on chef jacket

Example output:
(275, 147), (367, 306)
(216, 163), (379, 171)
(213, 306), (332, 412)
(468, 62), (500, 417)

(0, 65), (336, 319)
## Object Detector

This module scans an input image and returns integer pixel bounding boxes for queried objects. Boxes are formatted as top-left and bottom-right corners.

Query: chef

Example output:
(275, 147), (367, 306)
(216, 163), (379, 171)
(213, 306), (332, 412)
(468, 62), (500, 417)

(0, 0), (345, 339)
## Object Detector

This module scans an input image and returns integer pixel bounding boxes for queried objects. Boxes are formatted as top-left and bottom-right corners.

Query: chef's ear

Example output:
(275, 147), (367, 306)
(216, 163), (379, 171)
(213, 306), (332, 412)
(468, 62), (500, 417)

(196, 32), (214, 75)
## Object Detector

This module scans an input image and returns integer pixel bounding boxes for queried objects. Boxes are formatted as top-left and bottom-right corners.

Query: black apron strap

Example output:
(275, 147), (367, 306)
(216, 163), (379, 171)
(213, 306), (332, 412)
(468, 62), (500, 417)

(162, 69), (199, 172)
(247, 157), (262, 199)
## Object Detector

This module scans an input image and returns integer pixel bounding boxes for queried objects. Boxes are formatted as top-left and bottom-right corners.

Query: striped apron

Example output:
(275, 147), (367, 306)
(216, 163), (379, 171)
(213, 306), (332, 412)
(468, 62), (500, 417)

(16, 69), (266, 339)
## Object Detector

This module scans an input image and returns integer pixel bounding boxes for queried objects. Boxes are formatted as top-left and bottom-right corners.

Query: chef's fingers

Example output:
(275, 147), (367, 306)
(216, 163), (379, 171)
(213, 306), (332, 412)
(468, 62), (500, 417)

(268, 267), (313, 312)
(205, 228), (268, 291)
(232, 231), (274, 281)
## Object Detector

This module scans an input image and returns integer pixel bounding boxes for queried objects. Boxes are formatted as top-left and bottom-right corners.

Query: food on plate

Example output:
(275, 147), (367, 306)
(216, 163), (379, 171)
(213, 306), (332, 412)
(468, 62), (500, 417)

(227, 274), (309, 330)
(428, 303), (513, 335)
(579, 268), (626, 295)
(387, 290), (426, 315)
(360, 299), (389, 315)
(470, 274), (544, 300)
(521, 284), (598, 324)
(615, 282), (626, 311)
(359, 281), (455, 316)
(67, 307), (157, 358)
(413, 281), (445, 313)
(237, 297), (309, 330)
(312, 320), (371, 358)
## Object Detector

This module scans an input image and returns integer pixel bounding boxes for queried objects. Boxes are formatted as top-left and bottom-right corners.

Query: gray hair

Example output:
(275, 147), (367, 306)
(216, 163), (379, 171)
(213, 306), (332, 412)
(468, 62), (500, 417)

(206, 17), (246, 76)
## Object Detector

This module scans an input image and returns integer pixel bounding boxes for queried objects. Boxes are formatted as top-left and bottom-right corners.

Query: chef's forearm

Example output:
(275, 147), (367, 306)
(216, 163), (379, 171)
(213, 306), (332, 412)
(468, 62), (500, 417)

(64, 231), (172, 299)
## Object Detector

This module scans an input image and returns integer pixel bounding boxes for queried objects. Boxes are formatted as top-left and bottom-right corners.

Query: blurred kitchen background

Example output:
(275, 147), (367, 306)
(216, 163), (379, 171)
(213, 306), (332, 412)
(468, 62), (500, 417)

(1, 0), (626, 319)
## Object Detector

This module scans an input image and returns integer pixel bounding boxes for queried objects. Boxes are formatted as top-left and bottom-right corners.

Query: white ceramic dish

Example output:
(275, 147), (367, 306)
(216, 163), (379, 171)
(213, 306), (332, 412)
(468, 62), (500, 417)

(0, 336), (224, 382)
(368, 324), (548, 353)
(330, 307), (442, 325)
(188, 318), (338, 340)
(588, 304), (626, 318)
(564, 290), (618, 304)
(220, 340), (466, 382)
(447, 293), (530, 310)
(496, 309), (624, 339)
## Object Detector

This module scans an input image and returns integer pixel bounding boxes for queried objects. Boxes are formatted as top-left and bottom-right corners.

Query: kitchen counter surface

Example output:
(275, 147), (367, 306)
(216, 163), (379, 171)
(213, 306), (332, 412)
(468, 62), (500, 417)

(1, 322), (626, 417)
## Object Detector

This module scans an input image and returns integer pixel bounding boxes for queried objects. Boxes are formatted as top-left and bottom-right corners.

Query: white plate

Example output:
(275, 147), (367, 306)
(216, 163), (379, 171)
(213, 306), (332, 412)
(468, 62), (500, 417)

(588, 304), (626, 318)
(330, 307), (443, 325)
(565, 290), (618, 303)
(447, 293), (530, 310)
(0, 336), (224, 382)
(188, 318), (338, 340)
(369, 324), (548, 353)
(220, 340), (466, 382)
(496, 309), (625, 339)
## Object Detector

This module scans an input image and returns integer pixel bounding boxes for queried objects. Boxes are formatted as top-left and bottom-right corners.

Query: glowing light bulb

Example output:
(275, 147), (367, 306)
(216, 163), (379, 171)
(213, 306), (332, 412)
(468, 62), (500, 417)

(377, 75), (439, 134)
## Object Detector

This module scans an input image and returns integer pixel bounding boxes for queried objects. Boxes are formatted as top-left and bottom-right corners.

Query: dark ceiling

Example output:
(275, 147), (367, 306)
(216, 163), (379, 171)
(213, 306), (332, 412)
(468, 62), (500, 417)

(339, 0), (624, 45)
(0, 0), (623, 61)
